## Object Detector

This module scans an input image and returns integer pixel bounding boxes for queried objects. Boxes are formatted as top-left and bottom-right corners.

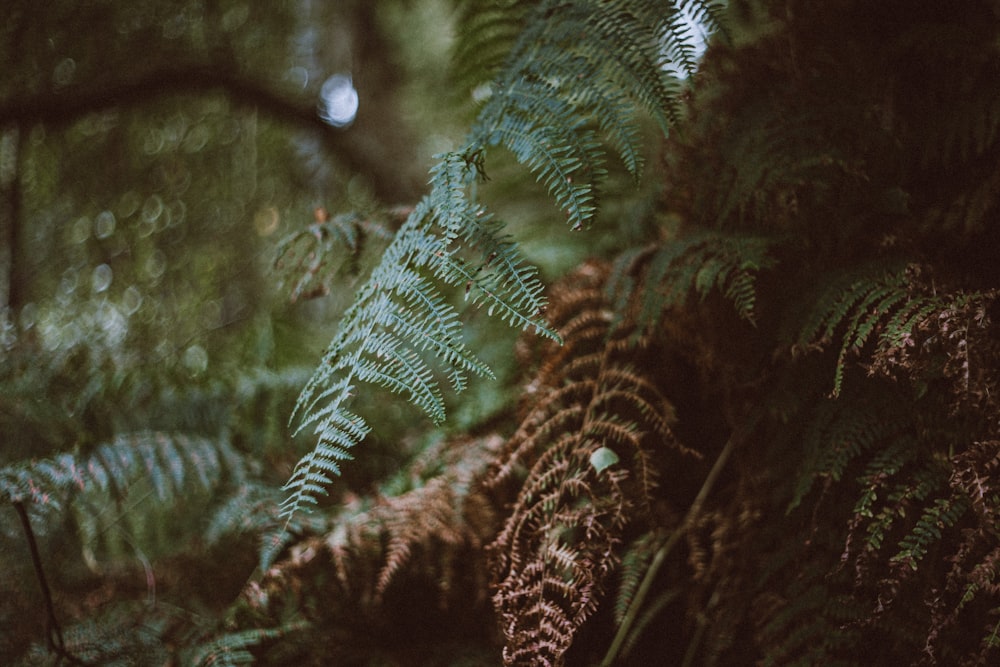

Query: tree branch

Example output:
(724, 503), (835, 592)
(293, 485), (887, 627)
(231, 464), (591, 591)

(0, 65), (421, 203)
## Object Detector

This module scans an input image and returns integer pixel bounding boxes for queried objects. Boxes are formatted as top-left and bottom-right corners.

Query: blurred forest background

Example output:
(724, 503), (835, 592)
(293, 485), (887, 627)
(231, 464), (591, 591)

(4, 1), (1000, 666)
(0, 1), (506, 663)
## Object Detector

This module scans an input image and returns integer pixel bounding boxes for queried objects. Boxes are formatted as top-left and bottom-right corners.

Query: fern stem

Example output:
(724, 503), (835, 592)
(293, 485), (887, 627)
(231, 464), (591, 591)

(13, 501), (92, 666)
(600, 432), (736, 667)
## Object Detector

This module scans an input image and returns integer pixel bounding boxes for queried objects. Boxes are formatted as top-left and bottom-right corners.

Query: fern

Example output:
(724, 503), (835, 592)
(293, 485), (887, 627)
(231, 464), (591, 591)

(233, 432), (501, 665)
(466, 0), (725, 226)
(283, 154), (551, 519)
(1, 431), (242, 513)
(284, 0), (726, 519)
(788, 384), (912, 511)
(185, 622), (308, 667)
(755, 568), (863, 666)
(614, 530), (665, 626)
(794, 264), (920, 396)
(794, 263), (1000, 402)
(273, 208), (395, 303)
(451, 1), (531, 101)
(486, 262), (682, 666)
(609, 231), (777, 331)
(892, 494), (970, 570)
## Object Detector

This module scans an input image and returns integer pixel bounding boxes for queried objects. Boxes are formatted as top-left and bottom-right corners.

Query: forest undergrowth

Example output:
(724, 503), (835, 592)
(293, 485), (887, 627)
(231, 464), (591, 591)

(3, 1), (1000, 665)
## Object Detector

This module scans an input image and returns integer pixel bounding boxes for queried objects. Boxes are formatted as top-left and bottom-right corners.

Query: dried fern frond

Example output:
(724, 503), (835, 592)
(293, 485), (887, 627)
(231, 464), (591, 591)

(486, 262), (687, 666)
(260, 433), (502, 614)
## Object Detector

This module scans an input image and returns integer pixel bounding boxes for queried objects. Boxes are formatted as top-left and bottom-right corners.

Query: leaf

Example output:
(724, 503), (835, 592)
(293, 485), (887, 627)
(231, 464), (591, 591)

(590, 446), (620, 473)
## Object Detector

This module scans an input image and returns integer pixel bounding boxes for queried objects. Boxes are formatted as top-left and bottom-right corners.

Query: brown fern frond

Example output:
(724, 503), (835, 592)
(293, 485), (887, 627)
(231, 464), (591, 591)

(257, 433), (502, 616)
(865, 273), (1000, 421)
(915, 439), (1000, 664)
(486, 262), (686, 666)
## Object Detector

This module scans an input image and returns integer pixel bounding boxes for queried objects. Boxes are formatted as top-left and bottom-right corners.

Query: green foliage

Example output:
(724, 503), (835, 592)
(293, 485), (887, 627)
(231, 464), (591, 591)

(609, 230), (777, 329)
(282, 152), (552, 519)
(184, 622), (309, 667)
(614, 530), (663, 626)
(283, 0), (727, 519)
(0, 431), (242, 516)
(273, 209), (394, 304)
(8, 0), (1000, 664)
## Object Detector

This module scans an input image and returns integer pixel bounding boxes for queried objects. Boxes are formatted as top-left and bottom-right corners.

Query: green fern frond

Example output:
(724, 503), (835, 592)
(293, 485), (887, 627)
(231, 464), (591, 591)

(793, 265), (920, 396)
(1, 431), (240, 512)
(855, 456), (949, 555)
(284, 1), (726, 519)
(476, 81), (607, 230)
(892, 494), (970, 570)
(466, 0), (726, 228)
(187, 622), (308, 667)
(450, 0), (532, 101)
(612, 231), (777, 330)
(788, 386), (912, 512)
(615, 530), (663, 625)
(283, 155), (553, 520)
(795, 268), (897, 350)
(795, 265), (1000, 399)
(757, 583), (863, 666)
(274, 209), (394, 303)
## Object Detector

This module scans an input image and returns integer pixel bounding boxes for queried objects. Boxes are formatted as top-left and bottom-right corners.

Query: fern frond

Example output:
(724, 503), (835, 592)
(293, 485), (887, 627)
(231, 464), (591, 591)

(476, 81), (606, 230)
(465, 0), (726, 228)
(796, 264), (1000, 400)
(273, 209), (394, 303)
(285, 1), (727, 517)
(793, 264), (918, 396)
(450, 0), (531, 101)
(487, 262), (684, 666)
(755, 577), (864, 666)
(788, 385), (911, 511)
(611, 231), (777, 330)
(283, 159), (553, 518)
(1, 431), (241, 512)
(615, 530), (665, 625)
(258, 434), (500, 618)
(852, 455), (949, 557)
(186, 622), (309, 667)
(891, 494), (970, 570)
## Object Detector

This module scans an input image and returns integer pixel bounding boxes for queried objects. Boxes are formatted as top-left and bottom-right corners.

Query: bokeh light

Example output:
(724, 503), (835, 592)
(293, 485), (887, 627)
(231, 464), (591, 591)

(319, 74), (359, 127)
